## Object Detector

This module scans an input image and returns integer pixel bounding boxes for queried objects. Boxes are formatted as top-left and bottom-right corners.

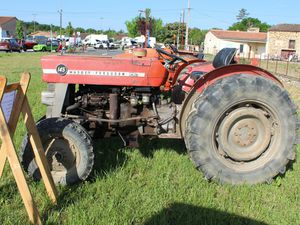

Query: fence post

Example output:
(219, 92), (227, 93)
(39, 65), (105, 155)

(286, 60), (289, 76)
(266, 54), (269, 70)
(275, 59), (278, 74)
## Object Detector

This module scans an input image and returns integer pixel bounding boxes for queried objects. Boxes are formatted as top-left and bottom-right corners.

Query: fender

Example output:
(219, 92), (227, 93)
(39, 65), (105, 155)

(179, 64), (282, 137)
(173, 59), (206, 85)
(163, 59), (205, 90)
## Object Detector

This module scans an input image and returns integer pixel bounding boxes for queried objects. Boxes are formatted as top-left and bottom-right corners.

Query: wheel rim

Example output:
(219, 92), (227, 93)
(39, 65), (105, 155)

(214, 102), (280, 171)
(218, 107), (271, 161)
(44, 138), (79, 183)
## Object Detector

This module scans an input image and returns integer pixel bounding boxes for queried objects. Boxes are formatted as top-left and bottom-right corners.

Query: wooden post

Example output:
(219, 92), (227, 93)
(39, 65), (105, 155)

(0, 74), (30, 177)
(0, 73), (58, 224)
(286, 60), (290, 76)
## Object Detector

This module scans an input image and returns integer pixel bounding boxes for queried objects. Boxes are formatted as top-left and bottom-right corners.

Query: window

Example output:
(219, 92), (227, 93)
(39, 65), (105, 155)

(289, 40), (296, 49)
(240, 44), (244, 53)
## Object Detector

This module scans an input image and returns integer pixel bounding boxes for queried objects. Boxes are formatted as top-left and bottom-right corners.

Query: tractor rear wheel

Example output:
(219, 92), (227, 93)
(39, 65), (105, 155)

(20, 118), (94, 185)
(185, 74), (298, 184)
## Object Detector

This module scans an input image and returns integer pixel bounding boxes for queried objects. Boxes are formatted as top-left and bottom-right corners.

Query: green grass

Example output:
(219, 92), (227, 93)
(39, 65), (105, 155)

(0, 53), (300, 225)
(259, 60), (300, 80)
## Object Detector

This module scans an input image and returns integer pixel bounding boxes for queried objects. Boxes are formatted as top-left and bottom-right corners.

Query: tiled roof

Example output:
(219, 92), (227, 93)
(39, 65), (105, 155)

(0, 17), (16, 26)
(269, 24), (300, 32)
(210, 30), (267, 43)
(29, 31), (56, 37)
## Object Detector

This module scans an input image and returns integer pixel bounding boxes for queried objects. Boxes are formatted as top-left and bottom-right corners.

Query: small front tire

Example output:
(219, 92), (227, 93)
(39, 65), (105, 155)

(20, 118), (94, 185)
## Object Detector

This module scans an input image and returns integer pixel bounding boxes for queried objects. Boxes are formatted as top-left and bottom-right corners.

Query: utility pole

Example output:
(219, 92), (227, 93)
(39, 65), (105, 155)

(181, 9), (185, 48)
(32, 14), (37, 33)
(177, 11), (182, 49)
(185, 0), (191, 50)
(138, 9), (149, 48)
(145, 9), (149, 48)
(50, 24), (53, 51)
(58, 9), (63, 38)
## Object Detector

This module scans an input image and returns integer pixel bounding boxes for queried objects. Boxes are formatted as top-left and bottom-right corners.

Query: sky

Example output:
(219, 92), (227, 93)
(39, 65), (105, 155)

(1, 0), (300, 31)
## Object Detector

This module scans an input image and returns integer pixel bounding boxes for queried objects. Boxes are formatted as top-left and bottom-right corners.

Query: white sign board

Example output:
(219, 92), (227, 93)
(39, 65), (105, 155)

(0, 91), (16, 122)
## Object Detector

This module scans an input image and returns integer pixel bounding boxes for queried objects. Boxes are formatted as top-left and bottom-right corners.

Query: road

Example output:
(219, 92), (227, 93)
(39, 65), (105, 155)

(4, 47), (124, 56)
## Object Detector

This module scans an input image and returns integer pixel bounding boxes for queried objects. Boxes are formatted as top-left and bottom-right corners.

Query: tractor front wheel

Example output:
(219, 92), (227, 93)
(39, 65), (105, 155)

(185, 74), (298, 184)
(20, 118), (94, 185)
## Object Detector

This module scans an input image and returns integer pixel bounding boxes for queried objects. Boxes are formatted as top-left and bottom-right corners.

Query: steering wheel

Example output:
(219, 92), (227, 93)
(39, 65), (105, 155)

(168, 44), (179, 54)
(156, 46), (188, 64)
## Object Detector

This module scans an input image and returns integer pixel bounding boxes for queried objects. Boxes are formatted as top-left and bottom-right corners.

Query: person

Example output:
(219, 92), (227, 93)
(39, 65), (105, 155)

(61, 39), (66, 54)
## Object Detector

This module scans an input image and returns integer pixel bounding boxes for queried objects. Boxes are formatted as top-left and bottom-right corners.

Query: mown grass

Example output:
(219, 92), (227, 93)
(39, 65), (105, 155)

(0, 53), (300, 225)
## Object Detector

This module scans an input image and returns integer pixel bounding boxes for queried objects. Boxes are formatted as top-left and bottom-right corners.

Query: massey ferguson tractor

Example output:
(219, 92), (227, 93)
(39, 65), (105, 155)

(20, 46), (299, 185)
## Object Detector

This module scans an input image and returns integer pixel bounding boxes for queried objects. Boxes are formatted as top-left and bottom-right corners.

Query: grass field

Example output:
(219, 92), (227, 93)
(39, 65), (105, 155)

(0, 53), (300, 225)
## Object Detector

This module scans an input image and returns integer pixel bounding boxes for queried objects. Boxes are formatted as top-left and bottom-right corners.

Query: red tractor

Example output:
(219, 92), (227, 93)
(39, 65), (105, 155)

(20, 46), (299, 185)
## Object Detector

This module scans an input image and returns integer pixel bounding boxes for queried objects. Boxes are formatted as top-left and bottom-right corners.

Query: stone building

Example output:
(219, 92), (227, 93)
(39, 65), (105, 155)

(0, 17), (17, 38)
(204, 29), (267, 58)
(267, 24), (300, 59)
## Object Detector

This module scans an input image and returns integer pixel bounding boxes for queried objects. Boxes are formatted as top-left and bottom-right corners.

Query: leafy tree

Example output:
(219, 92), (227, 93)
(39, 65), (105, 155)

(76, 27), (86, 33)
(152, 18), (164, 42)
(65, 22), (74, 37)
(118, 29), (126, 34)
(189, 28), (208, 46)
(125, 8), (163, 39)
(125, 16), (139, 37)
(104, 29), (117, 38)
(162, 22), (185, 44)
(86, 28), (97, 34)
(236, 8), (249, 21)
(16, 20), (24, 39)
(228, 17), (271, 32)
(22, 21), (127, 39)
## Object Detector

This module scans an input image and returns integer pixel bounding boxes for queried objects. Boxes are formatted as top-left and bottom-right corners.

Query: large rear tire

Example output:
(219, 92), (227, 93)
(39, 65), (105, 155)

(20, 118), (94, 185)
(185, 74), (299, 184)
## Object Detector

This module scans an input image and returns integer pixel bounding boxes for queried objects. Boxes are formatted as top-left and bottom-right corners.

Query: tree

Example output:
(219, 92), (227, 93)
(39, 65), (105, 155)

(152, 18), (164, 42)
(104, 29), (117, 38)
(16, 20), (24, 39)
(65, 22), (74, 37)
(189, 28), (208, 46)
(228, 17), (271, 32)
(86, 28), (97, 34)
(236, 8), (249, 21)
(75, 27), (85, 33)
(125, 8), (163, 39)
(161, 22), (184, 44)
(125, 16), (139, 37)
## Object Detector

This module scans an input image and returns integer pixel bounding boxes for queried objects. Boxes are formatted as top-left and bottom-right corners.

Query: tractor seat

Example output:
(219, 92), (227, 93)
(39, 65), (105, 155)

(190, 71), (206, 81)
(212, 48), (237, 69)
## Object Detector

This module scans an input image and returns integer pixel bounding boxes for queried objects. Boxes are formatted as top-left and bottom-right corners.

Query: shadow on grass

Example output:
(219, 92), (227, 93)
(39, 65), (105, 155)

(90, 137), (186, 179)
(0, 181), (18, 200)
(139, 138), (186, 158)
(91, 137), (128, 179)
(42, 185), (83, 224)
(144, 202), (267, 225)
(42, 138), (188, 223)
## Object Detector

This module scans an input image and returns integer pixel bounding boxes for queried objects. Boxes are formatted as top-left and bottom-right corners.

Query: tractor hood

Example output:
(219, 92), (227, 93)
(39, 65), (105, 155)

(41, 54), (168, 87)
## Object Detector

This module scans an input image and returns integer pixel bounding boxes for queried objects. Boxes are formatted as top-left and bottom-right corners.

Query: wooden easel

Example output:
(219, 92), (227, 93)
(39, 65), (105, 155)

(0, 73), (58, 225)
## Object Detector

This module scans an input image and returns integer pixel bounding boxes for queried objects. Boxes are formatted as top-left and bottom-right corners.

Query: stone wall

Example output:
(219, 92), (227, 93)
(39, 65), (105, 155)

(267, 31), (300, 56)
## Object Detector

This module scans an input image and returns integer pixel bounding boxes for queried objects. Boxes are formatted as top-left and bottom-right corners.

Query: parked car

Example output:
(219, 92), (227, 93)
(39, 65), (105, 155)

(23, 39), (38, 51)
(108, 42), (119, 49)
(94, 41), (119, 49)
(33, 40), (60, 52)
(94, 40), (108, 49)
(0, 38), (22, 52)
